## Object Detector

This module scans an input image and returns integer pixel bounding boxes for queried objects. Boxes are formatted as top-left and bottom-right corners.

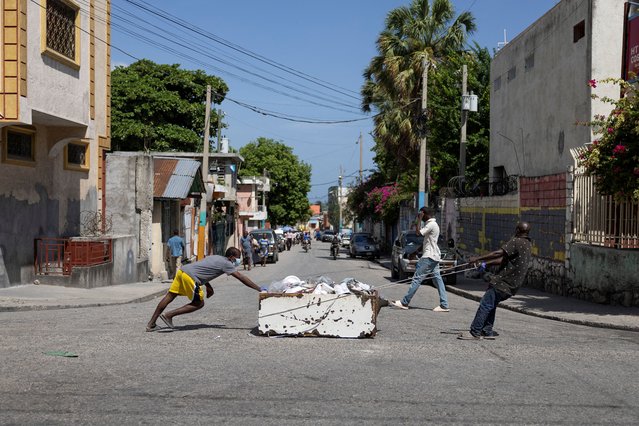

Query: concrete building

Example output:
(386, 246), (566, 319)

(448, 0), (639, 307)
(0, 0), (111, 287)
(489, 0), (624, 181)
(237, 175), (270, 232)
(151, 157), (204, 280)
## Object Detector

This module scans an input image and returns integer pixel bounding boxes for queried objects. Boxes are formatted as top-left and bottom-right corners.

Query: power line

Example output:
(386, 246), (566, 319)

(122, 0), (362, 100)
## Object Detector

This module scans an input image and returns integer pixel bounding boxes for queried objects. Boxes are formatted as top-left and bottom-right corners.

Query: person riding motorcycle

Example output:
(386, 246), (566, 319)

(330, 234), (340, 259)
(302, 232), (311, 250)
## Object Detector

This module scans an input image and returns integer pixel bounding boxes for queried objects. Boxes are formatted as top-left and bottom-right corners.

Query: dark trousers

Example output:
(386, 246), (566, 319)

(470, 287), (511, 336)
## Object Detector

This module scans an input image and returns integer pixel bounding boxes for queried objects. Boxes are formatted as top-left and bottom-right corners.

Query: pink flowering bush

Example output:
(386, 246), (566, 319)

(579, 78), (639, 201)
(357, 183), (411, 222)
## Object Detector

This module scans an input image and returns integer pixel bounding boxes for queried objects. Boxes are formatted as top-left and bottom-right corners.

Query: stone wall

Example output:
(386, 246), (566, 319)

(449, 172), (638, 306)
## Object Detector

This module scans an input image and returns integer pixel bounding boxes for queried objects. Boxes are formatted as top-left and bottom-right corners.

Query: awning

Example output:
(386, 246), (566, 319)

(153, 157), (205, 200)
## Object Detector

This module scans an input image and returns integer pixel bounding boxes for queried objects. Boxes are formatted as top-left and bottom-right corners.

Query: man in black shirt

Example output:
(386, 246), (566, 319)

(458, 222), (532, 340)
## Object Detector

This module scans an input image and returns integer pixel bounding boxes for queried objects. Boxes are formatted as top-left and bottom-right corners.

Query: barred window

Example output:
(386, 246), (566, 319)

(65, 141), (89, 171)
(46, 0), (77, 60)
(67, 143), (86, 165)
(7, 130), (35, 161)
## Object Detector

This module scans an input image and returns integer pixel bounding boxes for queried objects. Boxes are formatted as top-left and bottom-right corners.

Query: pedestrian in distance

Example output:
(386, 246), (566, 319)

(146, 247), (264, 332)
(458, 222), (533, 340)
(239, 230), (254, 271)
(165, 230), (185, 280)
(391, 207), (450, 312)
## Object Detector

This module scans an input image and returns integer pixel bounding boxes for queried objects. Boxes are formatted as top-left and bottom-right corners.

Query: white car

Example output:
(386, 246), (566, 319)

(341, 234), (351, 248)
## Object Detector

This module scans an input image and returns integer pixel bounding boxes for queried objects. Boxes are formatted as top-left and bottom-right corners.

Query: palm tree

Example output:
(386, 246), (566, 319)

(362, 0), (475, 177)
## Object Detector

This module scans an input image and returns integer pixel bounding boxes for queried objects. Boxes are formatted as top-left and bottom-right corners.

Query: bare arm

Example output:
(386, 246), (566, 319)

(230, 271), (261, 292)
(414, 212), (425, 236)
(470, 249), (505, 267)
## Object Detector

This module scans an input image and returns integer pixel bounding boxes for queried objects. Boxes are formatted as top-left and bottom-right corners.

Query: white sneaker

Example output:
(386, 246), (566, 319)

(433, 306), (450, 312)
(391, 300), (408, 310)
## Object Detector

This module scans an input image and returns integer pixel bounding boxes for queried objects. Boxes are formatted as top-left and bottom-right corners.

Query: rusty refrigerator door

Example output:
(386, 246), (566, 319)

(258, 292), (379, 338)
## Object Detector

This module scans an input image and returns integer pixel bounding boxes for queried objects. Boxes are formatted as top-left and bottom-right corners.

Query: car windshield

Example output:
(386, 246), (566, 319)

(405, 234), (423, 246)
(355, 235), (375, 244)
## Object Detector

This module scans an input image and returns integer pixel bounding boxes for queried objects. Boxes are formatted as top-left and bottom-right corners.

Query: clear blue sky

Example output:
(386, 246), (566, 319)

(110, 0), (560, 202)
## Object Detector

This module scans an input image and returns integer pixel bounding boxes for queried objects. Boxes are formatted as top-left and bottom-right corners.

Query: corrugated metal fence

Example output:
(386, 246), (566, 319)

(572, 172), (639, 249)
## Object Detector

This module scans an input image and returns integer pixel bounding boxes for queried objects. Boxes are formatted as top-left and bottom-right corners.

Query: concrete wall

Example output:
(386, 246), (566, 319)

(569, 244), (639, 306)
(105, 152), (152, 280)
(450, 173), (638, 306)
(33, 236), (149, 289)
(489, 0), (624, 179)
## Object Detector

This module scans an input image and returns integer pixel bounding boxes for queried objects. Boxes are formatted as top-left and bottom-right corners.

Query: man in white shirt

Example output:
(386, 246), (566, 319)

(391, 207), (450, 312)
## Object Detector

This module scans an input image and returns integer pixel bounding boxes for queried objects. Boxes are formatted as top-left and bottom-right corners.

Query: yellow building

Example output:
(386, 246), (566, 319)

(0, 0), (111, 286)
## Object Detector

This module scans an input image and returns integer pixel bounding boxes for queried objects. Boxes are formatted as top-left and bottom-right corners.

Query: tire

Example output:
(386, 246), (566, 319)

(398, 267), (407, 281)
(445, 273), (457, 285)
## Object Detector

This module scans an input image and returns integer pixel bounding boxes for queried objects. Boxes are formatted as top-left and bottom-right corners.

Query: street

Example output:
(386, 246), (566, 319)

(1, 243), (638, 425)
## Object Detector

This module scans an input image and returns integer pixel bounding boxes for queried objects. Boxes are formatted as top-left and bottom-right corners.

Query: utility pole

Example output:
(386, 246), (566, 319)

(197, 85), (211, 260)
(216, 109), (224, 152)
(459, 64), (468, 178)
(338, 166), (343, 234)
(418, 57), (430, 210)
(358, 132), (363, 183)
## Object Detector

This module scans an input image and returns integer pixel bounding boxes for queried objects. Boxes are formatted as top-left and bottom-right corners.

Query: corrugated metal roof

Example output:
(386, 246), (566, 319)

(154, 158), (203, 199)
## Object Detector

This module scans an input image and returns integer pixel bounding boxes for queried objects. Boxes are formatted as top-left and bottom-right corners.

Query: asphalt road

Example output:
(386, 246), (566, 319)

(1, 242), (638, 425)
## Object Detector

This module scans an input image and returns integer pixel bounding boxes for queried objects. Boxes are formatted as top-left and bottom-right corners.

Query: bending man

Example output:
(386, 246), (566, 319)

(146, 247), (262, 332)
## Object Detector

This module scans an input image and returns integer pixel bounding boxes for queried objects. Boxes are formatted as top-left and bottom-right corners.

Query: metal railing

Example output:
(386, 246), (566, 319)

(573, 173), (639, 248)
(34, 237), (113, 276)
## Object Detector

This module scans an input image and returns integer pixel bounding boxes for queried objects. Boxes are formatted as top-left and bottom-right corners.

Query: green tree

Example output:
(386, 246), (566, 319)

(111, 59), (228, 152)
(361, 0), (476, 195)
(239, 138), (312, 226)
(427, 45), (491, 191)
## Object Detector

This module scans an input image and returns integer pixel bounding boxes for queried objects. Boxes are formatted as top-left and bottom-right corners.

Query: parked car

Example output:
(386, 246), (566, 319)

(321, 230), (336, 242)
(340, 233), (351, 248)
(349, 233), (380, 259)
(249, 229), (279, 263)
(390, 230), (458, 284)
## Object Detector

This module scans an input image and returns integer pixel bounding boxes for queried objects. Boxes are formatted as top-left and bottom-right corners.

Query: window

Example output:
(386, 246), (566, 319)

(493, 76), (501, 91)
(2, 127), (36, 166)
(507, 66), (517, 81)
(525, 54), (535, 71)
(574, 20), (585, 43)
(64, 140), (89, 171)
(41, 0), (80, 69)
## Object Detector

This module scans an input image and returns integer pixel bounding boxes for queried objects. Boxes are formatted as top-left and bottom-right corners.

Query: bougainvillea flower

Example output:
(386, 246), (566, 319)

(612, 144), (627, 154)
(588, 79), (597, 88)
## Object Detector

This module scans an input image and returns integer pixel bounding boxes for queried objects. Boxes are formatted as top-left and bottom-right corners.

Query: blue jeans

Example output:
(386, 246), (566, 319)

(401, 257), (448, 308)
(470, 287), (511, 336)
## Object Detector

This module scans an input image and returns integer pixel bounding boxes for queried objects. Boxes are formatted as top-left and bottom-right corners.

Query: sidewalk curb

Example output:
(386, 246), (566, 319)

(373, 258), (639, 333)
(0, 289), (167, 313)
(445, 286), (639, 333)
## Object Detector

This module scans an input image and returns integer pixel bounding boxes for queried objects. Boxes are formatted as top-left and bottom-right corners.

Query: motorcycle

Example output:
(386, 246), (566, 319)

(302, 239), (310, 252)
(330, 241), (339, 260)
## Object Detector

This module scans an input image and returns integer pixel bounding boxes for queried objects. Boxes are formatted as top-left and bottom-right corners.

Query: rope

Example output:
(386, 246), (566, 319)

(257, 262), (479, 324)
